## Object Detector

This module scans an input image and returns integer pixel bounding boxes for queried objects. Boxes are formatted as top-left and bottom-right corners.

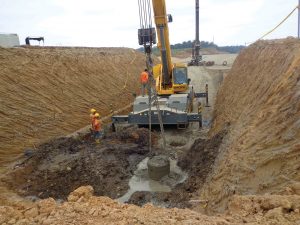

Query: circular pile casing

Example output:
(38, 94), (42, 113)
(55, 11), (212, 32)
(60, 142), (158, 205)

(147, 155), (170, 181)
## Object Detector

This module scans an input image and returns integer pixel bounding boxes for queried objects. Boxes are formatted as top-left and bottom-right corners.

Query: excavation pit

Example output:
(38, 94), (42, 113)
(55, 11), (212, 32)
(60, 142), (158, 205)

(147, 155), (170, 181)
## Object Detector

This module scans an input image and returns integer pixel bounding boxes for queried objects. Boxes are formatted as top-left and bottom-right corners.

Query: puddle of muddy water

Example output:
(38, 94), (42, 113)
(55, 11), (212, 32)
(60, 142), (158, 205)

(117, 157), (187, 203)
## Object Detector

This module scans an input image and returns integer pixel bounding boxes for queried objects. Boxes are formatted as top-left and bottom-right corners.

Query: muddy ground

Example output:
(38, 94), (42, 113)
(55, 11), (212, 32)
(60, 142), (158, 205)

(2, 125), (226, 208)
(3, 128), (153, 200)
(128, 129), (227, 208)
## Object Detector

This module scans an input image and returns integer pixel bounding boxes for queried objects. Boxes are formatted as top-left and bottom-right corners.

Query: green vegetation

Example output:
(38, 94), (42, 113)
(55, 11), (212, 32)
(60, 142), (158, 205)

(138, 40), (245, 54)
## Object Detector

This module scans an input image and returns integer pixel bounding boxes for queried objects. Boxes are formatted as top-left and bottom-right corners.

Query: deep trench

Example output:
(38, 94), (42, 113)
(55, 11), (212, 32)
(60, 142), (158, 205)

(2, 126), (226, 208)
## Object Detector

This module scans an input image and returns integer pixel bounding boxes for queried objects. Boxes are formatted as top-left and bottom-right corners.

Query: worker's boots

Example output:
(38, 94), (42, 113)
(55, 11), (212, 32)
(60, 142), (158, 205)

(95, 139), (100, 144)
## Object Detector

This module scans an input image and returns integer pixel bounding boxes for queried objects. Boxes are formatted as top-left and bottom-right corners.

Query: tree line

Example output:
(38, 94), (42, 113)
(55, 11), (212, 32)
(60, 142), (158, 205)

(138, 40), (245, 54)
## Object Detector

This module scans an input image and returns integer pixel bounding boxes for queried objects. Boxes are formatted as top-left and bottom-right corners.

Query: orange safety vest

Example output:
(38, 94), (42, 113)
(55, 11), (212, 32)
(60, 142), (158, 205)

(140, 71), (149, 84)
(93, 119), (101, 131)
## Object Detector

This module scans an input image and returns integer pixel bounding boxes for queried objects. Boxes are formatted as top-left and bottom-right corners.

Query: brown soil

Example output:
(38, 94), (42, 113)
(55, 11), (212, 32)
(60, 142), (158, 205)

(0, 186), (230, 225)
(1, 185), (299, 225)
(2, 127), (154, 200)
(198, 38), (300, 213)
(0, 46), (145, 165)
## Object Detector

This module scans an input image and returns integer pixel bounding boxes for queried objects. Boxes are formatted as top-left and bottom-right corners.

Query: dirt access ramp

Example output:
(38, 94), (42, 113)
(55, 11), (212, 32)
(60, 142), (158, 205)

(198, 38), (300, 213)
(0, 46), (145, 164)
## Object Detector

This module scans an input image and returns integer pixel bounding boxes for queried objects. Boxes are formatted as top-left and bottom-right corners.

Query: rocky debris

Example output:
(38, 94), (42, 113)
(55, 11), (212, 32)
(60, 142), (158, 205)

(67, 185), (94, 202)
(227, 194), (300, 225)
(1, 186), (300, 224)
(0, 186), (231, 225)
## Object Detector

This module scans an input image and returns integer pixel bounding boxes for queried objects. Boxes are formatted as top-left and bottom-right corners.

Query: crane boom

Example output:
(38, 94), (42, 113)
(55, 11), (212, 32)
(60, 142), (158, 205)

(112, 0), (208, 129)
(137, 0), (189, 95)
(152, 0), (172, 85)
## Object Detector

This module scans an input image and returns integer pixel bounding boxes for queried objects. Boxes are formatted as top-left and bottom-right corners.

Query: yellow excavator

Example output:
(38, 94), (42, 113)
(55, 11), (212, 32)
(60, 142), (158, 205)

(112, 0), (207, 128)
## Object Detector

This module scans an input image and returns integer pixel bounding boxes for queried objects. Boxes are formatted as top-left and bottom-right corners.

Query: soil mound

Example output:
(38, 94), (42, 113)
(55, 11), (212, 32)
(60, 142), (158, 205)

(1, 185), (299, 225)
(0, 186), (229, 225)
(0, 46), (145, 164)
(200, 38), (300, 212)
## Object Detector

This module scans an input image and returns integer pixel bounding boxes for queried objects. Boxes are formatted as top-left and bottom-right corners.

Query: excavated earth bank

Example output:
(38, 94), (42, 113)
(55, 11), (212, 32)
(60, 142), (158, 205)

(198, 38), (300, 214)
(0, 46), (145, 165)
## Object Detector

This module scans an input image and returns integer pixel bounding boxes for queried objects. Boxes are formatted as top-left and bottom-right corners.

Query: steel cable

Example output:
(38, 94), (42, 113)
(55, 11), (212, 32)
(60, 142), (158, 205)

(258, 5), (298, 40)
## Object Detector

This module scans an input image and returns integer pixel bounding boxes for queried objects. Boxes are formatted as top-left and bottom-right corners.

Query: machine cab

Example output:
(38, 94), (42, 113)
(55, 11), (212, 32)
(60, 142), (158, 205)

(172, 65), (188, 93)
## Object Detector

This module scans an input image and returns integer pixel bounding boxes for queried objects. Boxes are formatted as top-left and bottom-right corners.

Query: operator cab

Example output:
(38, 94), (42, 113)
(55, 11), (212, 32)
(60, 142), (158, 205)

(173, 67), (188, 85)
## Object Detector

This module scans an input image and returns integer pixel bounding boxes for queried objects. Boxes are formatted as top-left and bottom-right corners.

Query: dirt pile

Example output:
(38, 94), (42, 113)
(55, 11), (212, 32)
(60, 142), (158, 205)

(1, 185), (300, 225)
(0, 46), (145, 164)
(199, 38), (300, 212)
(0, 186), (230, 225)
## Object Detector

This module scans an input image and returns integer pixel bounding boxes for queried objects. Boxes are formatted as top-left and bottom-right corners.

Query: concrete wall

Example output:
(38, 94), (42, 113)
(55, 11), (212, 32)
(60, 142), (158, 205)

(0, 33), (20, 47)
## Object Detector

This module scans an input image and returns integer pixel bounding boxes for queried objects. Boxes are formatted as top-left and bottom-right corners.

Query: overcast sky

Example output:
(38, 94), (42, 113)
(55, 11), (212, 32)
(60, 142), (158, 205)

(0, 0), (298, 48)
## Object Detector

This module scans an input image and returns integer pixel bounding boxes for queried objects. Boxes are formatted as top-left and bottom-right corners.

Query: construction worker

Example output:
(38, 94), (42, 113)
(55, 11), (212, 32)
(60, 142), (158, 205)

(140, 69), (149, 96)
(90, 108), (97, 130)
(93, 113), (102, 144)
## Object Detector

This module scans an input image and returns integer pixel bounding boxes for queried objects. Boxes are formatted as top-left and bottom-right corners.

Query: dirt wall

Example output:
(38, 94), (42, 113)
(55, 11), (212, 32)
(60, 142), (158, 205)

(199, 38), (300, 212)
(0, 46), (145, 164)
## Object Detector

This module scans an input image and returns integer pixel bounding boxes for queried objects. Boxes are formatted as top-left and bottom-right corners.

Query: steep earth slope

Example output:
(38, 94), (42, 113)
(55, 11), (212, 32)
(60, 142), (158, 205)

(199, 38), (300, 212)
(0, 46), (145, 164)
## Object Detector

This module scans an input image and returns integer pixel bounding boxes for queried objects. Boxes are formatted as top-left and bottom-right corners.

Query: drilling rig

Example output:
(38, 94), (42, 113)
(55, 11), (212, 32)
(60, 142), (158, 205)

(112, 0), (208, 130)
(188, 0), (202, 66)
